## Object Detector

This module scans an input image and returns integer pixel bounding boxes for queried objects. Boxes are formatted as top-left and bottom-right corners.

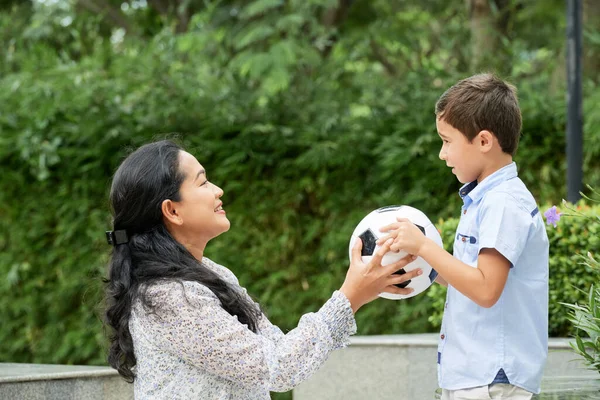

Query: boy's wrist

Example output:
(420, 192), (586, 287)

(417, 237), (436, 258)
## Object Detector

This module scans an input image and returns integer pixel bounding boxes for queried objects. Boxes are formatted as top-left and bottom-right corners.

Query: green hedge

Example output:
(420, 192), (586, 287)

(1, 4), (600, 369)
(427, 203), (600, 337)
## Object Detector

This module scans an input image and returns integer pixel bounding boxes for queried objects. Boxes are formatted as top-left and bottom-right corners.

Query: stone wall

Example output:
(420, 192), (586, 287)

(293, 334), (597, 400)
(1, 335), (594, 399)
(0, 363), (132, 400)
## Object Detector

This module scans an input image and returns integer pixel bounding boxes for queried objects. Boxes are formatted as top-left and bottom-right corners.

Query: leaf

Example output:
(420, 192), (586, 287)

(239, 0), (283, 20)
(230, 52), (272, 78)
(269, 40), (297, 66)
(275, 14), (305, 31)
(261, 66), (290, 94)
(246, 53), (273, 79)
(234, 25), (275, 50)
(576, 335), (587, 353)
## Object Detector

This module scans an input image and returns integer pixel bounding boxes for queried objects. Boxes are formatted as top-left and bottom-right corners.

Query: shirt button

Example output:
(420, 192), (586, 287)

(441, 334), (445, 340)
(462, 237), (466, 242)
(463, 210), (467, 215)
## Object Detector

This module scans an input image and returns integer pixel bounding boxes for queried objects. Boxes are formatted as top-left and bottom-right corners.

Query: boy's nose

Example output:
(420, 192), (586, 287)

(438, 148), (446, 160)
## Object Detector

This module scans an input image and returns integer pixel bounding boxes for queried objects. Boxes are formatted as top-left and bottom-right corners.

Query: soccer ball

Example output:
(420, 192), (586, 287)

(348, 205), (443, 300)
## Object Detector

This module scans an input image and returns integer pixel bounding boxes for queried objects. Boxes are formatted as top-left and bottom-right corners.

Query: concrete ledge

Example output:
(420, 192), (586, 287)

(0, 363), (133, 400)
(1, 336), (594, 399)
(293, 335), (597, 400)
(0, 363), (120, 383)
(347, 334), (574, 348)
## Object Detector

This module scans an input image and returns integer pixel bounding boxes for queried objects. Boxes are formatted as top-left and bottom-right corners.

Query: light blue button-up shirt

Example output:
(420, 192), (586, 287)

(437, 162), (549, 394)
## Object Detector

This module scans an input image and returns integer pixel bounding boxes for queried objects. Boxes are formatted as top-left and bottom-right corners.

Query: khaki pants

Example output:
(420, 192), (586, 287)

(441, 384), (533, 400)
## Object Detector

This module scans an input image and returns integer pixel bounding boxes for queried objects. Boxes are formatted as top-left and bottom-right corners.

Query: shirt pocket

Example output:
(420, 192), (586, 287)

(455, 232), (479, 265)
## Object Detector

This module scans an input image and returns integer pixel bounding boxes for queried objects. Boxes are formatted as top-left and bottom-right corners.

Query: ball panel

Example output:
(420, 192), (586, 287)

(428, 268), (439, 283)
(392, 268), (411, 288)
(375, 205), (402, 213)
(414, 224), (426, 235)
(357, 229), (377, 257)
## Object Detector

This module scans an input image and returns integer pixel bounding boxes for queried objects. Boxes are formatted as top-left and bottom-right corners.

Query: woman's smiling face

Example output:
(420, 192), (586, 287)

(169, 151), (230, 245)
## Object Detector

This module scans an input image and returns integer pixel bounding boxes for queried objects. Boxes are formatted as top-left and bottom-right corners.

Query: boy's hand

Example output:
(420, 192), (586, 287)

(377, 217), (427, 255)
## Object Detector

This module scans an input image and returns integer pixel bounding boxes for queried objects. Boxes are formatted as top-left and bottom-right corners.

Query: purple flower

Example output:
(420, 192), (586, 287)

(544, 206), (562, 227)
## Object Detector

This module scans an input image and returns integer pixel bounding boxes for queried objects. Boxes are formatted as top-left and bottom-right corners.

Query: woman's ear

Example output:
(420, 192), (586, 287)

(162, 199), (183, 226)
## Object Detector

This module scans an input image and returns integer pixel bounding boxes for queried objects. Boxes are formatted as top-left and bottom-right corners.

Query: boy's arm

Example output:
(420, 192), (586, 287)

(418, 239), (509, 307)
(378, 218), (510, 308)
(380, 193), (533, 307)
(434, 274), (448, 287)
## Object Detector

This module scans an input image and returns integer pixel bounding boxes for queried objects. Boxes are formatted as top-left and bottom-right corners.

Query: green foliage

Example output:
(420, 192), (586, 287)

(561, 188), (600, 373)
(427, 203), (600, 338)
(564, 283), (600, 373)
(1, 6), (600, 400)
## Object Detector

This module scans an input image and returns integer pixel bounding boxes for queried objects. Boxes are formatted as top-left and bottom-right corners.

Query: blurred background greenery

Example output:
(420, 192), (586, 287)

(1, 0), (599, 397)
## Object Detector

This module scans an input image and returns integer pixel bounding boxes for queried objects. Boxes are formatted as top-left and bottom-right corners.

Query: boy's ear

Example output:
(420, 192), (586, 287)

(162, 199), (183, 226)
(477, 130), (495, 152)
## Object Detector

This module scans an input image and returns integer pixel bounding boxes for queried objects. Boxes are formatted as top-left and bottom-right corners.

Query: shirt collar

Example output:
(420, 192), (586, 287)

(459, 162), (518, 205)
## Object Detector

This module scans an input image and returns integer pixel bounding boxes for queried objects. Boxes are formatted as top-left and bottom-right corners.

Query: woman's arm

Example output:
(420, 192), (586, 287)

(136, 281), (355, 393)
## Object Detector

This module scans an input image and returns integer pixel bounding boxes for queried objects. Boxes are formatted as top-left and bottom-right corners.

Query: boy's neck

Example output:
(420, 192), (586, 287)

(477, 153), (513, 183)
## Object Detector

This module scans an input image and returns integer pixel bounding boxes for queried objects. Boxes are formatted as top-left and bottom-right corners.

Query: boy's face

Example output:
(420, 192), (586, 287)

(436, 118), (485, 184)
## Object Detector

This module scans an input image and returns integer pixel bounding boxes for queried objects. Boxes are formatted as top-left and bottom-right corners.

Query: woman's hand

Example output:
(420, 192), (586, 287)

(340, 238), (421, 313)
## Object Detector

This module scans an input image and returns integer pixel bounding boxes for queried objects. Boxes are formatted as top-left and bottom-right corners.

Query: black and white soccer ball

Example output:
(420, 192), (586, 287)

(348, 205), (443, 300)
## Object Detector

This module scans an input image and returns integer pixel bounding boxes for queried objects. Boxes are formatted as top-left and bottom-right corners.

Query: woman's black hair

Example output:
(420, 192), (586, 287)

(104, 140), (261, 382)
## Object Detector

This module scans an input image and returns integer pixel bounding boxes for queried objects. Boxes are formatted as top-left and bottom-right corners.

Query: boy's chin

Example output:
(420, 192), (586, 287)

(452, 171), (465, 183)
(456, 175), (474, 184)
(453, 170), (476, 184)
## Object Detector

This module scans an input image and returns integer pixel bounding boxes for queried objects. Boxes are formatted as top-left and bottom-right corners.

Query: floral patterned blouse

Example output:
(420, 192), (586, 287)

(129, 257), (357, 399)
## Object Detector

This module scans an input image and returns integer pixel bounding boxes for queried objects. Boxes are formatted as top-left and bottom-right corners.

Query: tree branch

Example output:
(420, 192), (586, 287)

(466, 0), (495, 69)
(147, 0), (170, 17)
(176, 3), (190, 33)
(77, 0), (136, 34)
(147, 0), (191, 33)
(369, 39), (397, 76)
(320, 0), (354, 58)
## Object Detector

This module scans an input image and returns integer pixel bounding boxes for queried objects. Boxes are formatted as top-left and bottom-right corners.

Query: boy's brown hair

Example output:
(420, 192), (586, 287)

(435, 73), (522, 155)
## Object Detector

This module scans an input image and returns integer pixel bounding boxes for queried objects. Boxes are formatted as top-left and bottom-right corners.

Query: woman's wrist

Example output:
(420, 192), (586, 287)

(339, 285), (360, 313)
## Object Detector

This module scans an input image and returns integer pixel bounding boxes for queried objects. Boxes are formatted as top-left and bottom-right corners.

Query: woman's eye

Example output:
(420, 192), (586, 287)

(200, 180), (209, 187)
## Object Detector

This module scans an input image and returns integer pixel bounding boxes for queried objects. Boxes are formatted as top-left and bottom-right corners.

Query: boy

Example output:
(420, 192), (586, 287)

(378, 74), (549, 399)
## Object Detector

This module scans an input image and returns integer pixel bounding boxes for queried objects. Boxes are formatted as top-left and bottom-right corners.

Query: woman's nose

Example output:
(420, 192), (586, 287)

(213, 183), (224, 197)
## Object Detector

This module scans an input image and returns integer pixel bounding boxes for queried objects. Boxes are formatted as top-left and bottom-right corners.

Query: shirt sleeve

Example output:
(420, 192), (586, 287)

(205, 258), (357, 347)
(136, 281), (356, 393)
(477, 191), (533, 267)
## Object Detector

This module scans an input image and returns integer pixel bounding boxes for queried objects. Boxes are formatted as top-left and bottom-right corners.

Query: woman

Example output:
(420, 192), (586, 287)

(104, 140), (420, 399)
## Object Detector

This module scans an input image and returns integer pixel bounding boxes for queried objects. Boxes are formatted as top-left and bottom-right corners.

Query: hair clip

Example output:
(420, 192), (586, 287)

(106, 230), (129, 246)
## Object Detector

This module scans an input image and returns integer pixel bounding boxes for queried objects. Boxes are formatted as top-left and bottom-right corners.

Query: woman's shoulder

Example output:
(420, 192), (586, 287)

(202, 257), (240, 285)
(141, 280), (220, 309)
(134, 258), (241, 312)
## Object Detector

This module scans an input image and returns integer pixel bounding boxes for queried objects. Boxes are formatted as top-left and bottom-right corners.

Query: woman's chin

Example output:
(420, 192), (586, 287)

(220, 219), (231, 233)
